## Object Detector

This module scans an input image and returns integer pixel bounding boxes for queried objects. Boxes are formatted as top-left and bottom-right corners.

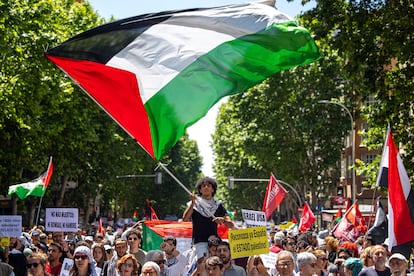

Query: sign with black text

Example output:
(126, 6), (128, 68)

(0, 216), (22, 237)
(46, 208), (78, 232)
(241, 209), (267, 227)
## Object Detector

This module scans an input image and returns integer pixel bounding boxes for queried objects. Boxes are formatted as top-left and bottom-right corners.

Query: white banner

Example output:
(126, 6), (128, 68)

(46, 208), (78, 232)
(0, 216), (22, 237)
(241, 209), (267, 228)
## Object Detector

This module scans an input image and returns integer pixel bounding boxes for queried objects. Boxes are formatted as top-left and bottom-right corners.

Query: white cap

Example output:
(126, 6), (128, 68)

(85, 236), (94, 242)
(389, 253), (407, 262)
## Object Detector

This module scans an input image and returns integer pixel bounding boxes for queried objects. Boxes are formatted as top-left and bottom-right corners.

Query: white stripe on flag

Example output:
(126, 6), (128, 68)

(107, 2), (292, 103)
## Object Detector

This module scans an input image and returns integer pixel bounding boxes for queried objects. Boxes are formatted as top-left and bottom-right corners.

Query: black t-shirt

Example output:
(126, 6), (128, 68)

(358, 266), (391, 276)
(191, 203), (227, 243)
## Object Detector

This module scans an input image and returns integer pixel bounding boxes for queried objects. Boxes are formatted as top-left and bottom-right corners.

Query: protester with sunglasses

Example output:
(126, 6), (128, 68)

(117, 254), (140, 276)
(313, 250), (328, 276)
(26, 252), (48, 276)
(126, 229), (146, 266)
(296, 252), (318, 276)
(70, 245), (98, 276)
(46, 242), (64, 276)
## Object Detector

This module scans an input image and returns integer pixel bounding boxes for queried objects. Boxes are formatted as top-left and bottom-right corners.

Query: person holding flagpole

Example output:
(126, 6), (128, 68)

(183, 177), (234, 262)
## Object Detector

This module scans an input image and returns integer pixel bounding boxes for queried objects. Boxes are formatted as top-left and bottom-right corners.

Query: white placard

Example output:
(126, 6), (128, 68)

(60, 258), (74, 276)
(241, 209), (267, 227)
(0, 216), (22, 237)
(46, 208), (78, 232)
(259, 252), (278, 269)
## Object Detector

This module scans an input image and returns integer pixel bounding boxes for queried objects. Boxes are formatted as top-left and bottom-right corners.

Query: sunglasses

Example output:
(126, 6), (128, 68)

(155, 259), (166, 265)
(27, 263), (40, 268)
(74, 254), (89, 260)
(277, 262), (292, 268)
(122, 262), (134, 268)
(318, 257), (328, 261)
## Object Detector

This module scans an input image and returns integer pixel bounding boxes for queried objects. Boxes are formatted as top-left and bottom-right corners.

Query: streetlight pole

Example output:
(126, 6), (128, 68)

(318, 100), (356, 203)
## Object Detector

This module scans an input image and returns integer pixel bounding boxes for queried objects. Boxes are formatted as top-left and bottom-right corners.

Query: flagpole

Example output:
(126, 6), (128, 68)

(35, 195), (44, 226)
(158, 162), (216, 219)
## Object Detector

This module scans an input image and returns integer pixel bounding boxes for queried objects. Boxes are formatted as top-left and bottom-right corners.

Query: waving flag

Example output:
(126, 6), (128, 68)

(334, 208), (342, 223)
(366, 198), (388, 245)
(344, 202), (367, 233)
(376, 127), (414, 253)
(45, 1), (320, 160)
(146, 199), (160, 221)
(332, 216), (359, 242)
(262, 173), (287, 219)
(8, 157), (54, 200)
(298, 203), (315, 232)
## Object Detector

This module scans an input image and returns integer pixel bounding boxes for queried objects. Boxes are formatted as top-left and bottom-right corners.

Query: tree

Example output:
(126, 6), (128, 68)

(213, 46), (351, 219)
(301, 0), (414, 186)
(1, 0), (203, 226)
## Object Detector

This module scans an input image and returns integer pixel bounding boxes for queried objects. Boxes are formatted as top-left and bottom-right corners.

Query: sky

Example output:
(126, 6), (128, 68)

(87, 0), (315, 176)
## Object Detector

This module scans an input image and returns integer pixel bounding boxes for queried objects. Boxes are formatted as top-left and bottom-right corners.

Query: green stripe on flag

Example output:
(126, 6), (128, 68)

(142, 223), (164, 252)
(146, 21), (320, 159)
(8, 181), (45, 200)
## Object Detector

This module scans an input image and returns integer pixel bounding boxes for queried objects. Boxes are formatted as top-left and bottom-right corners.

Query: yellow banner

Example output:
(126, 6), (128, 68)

(228, 226), (269, 258)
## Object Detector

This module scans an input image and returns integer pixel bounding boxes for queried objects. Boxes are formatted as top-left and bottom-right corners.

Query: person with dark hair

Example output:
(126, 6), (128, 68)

(126, 229), (145, 266)
(183, 177), (234, 262)
(46, 242), (63, 276)
(205, 256), (225, 276)
(160, 236), (186, 275)
(216, 241), (246, 276)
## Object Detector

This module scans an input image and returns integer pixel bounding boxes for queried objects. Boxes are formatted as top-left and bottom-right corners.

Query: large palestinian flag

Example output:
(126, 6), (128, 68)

(142, 220), (228, 252)
(45, 1), (320, 160)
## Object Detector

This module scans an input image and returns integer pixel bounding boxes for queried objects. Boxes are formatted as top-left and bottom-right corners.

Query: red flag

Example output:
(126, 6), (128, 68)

(334, 208), (342, 222)
(345, 202), (367, 233)
(146, 199), (159, 221)
(42, 157), (53, 189)
(291, 216), (298, 225)
(377, 127), (414, 250)
(332, 217), (360, 242)
(133, 210), (139, 222)
(98, 218), (105, 236)
(298, 203), (315, 232)
(262, 173), (287, 219)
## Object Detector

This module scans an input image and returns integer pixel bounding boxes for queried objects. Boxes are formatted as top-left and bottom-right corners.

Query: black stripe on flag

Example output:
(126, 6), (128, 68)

(406, 189), (414, 224)
(46, 8), (202, 64)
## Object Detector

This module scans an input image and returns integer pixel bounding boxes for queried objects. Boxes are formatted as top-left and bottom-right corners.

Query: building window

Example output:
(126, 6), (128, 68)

(362, 154), (377, 164)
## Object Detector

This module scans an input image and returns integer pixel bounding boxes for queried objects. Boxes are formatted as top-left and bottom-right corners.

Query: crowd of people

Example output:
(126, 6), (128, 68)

(1, 177), (413, 276)
(0, 222), (413, 276)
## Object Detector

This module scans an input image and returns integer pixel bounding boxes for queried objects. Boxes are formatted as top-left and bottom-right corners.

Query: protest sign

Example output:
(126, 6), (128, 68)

(241, 209), (267, 228)
(46, 208), (78, 232)
(229, 226), (269, 258)
(0, 215), (22, 238)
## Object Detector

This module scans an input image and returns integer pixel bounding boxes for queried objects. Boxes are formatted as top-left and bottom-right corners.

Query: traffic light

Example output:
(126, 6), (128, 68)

(155, 171), (162, 185)
(228, 176), (234, 189)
